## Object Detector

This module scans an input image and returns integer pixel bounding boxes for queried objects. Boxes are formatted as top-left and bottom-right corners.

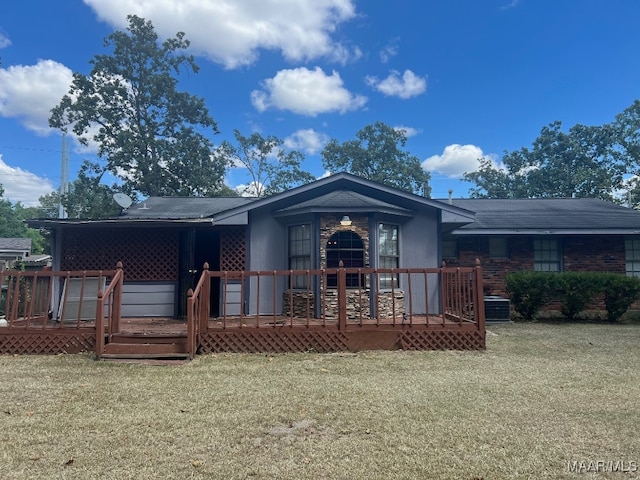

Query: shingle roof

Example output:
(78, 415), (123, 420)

(121, 196), (257, 219)
(275, 190), (413, 215)
(0, 238), (32, 251)
(445, 198), (640, 233)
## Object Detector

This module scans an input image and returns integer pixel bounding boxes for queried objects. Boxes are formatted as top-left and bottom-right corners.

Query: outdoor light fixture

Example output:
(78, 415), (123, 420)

(340, 215), (352, 226)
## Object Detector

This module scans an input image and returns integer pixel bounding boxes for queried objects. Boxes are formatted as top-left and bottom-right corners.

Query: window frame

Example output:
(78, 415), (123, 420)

(625, 237), (640, 277)
(533, 237), (561, 272)
(378, 223), (400, 289)
(288, 223), (312, 289)
(489, 237), (509, 259)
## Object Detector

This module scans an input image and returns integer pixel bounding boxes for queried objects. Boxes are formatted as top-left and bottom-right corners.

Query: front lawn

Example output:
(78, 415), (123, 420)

(1, 323), (639, 479)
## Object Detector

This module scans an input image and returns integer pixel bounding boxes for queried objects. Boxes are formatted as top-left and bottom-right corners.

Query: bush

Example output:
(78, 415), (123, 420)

(600, 274), (640, 323)
(504, 271), (555, 320)
(555, 272), (602, 320)
(505, 271), (640, 322)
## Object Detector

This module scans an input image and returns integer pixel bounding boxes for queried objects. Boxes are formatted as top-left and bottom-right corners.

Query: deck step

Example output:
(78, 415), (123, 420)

(109, 334), (187, 345)
(99, 352), (191, 365)
(103, 342), (188, 355)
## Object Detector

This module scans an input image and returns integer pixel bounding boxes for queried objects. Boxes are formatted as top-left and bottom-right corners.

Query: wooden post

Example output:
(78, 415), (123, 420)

(112, 261), (124, 334)
(95, 290), (105, 358)
(187, 288), (195, 359)
(199, 262), (210, 335)
(338, 260), (346, 331)
(474, 258), (486, 338)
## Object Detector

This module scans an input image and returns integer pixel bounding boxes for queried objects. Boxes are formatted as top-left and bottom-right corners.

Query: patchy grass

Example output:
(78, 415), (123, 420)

(1, 323), (639, 479)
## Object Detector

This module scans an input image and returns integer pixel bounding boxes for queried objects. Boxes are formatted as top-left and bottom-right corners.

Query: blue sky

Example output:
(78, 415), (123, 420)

(0, 0), (639, 207)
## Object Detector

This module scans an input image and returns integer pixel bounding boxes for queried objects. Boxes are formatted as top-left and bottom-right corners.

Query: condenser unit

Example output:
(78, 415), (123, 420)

(484, 296), (511, 323)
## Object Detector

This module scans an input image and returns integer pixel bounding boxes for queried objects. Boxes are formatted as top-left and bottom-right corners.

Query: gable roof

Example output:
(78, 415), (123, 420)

(274, 190), (414, 217)
(25, 173), (474, 228)
(212, 172), (474, 225)
(0, 238), (32, 251)
(446, 198), (640, 235)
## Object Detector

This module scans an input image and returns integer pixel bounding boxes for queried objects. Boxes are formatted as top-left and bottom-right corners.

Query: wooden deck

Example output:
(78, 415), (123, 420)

(1, 263), (486, 357)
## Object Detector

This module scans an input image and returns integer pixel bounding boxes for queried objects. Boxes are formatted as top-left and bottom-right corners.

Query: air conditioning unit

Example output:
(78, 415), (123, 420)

(484, 296), (511, 323)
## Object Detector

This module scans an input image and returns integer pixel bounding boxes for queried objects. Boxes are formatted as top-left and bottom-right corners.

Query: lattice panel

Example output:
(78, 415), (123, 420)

(0, 333), (96, 355)
(220, 228), (246, 271)
(198, 331), (349, 353)
(61, 227), (179, 281)
(399, 330), (485, 350)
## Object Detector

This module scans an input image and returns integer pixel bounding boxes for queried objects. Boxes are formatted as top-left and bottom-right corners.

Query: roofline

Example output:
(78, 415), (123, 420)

(213, 172), (475, 222)
(25, 218), (216, 228)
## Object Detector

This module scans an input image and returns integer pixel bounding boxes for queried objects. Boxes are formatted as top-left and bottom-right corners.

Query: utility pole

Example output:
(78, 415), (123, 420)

(58, 134), (69, 218)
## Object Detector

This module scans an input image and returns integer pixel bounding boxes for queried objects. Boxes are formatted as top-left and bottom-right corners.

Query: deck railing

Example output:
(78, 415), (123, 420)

(0, 266), (119, 330)
(187, 261), (485, 333)
(95, 262), (124, 358)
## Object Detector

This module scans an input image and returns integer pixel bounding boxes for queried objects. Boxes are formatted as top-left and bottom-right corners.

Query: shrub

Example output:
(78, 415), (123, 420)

(601, 274), (640, 323)
(504, 271), (556, 320)
(555, 272), (603, 320)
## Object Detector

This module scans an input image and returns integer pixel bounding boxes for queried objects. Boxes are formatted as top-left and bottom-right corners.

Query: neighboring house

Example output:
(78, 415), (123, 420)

(441, 198), (640, 296)
(0, 238), (32, 270)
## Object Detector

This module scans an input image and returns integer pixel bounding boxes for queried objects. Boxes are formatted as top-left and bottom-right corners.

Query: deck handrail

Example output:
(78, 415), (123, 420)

(193, 264), (484, 331)
(0, 267), (118, 328)
(186, 262), (210, 359)
(95, 262), (124, 358)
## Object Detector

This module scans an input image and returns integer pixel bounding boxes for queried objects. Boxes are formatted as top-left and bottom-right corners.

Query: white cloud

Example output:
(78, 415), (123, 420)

(366, 69), (427, 99)
(284, 129), (330, 155)
(422, 144), (499, 178)
(83, 0), (359, 69)
(379, 40), (399, 64)
(251, 67), (367, 116)
(393, 125), (420, 138)
(0, 59), (73, 135)
(0, 32), (11, 49)
(0, 154), (55, 207)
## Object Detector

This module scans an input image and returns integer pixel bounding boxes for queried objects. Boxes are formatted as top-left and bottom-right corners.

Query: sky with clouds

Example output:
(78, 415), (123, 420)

(0, 0), (639, 206)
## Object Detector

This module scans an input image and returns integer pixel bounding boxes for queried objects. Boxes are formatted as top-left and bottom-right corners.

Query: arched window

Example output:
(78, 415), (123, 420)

(326, 231), (364, 287)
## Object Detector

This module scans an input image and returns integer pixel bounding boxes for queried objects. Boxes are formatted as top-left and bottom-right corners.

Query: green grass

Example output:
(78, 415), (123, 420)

(1, 323), (639, 479)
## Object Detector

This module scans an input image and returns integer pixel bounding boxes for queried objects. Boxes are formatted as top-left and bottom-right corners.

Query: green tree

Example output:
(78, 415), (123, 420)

(60, 161), (130, 218)
(464, 119), (626, 200)
(216, 130), (314, 197)
(49, 15), (226, 197)
(321, 122), (431, 196)
(0, 186), (46, 254)
(612, 100), (640, 207)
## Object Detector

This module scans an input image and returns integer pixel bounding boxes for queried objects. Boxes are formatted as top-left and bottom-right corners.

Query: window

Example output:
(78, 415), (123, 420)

(625, 238), (640, 277)
(489, 237), (509, 259)
(442, 239), (458, 259)
(326, 231), (364, 287)
(534, 238), (561, 272)
(288, 224), (311, 288)
(379, 223), (399, 288)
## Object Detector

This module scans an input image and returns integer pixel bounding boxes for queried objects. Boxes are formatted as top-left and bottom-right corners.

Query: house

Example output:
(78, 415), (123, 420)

(441, 198), (640, 296)
(0, 238), (32, 270)
(5, 173), (485, 357)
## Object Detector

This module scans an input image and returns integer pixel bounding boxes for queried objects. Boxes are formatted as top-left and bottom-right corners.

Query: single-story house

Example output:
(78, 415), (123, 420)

(11, 173), (484, 356)
(7, 173), (640, 358)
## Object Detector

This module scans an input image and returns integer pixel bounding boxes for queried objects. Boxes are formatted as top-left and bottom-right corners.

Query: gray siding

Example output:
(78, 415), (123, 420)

(121, 282), (175, 317)
(246, 212), (288, 315)
(398, 210), (441, 314)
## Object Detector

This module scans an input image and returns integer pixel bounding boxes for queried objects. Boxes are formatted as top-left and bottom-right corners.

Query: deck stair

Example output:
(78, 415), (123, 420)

(100, 333), (190, 363)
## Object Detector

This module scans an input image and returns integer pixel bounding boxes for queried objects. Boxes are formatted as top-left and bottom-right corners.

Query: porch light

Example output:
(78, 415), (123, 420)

(340, 215), (352, 226)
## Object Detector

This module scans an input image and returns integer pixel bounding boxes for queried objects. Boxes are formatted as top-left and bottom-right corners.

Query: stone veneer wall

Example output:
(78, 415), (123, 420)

(319, 214), (370, 270)
(281, 215), (406, 319)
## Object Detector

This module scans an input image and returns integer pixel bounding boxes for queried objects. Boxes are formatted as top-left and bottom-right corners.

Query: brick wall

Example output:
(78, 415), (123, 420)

(445, 235), (627, 297)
